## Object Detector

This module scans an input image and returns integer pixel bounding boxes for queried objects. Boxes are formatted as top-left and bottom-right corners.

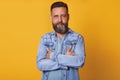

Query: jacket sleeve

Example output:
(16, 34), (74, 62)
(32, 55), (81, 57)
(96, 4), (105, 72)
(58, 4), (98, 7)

(57, 36), (86, 68)
(36, 37), (67, 71)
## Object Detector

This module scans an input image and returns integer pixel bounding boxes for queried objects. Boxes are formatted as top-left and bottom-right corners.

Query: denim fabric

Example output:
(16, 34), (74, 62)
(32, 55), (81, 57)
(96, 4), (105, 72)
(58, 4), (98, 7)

(36, 29), (85, 80)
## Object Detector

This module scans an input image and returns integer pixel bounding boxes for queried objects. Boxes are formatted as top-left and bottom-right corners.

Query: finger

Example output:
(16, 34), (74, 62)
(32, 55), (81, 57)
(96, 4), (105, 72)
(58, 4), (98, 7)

(67, 46), (72, 52)
(46, 48), (50, 51)
(46, 48), (52, 54)
(71, 52), (75, 56)
(46, 53), (50, 59)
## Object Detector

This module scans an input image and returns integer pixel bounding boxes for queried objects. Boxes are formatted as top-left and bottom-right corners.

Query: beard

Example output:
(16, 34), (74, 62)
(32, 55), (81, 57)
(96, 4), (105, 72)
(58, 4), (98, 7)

(52, 22), (69, 34)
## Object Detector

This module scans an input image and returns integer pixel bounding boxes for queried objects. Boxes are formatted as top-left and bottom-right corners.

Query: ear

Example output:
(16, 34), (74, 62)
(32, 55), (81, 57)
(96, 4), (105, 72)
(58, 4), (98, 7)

(50, 16), (52, 21)
(68, 13), (70, 21)
(50, 14), (52, 21)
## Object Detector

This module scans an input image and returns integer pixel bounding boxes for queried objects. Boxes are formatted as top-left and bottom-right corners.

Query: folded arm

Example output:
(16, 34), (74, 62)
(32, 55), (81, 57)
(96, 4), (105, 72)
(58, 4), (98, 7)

(57, 36), (86, 68)
(36, 37), (67, 71)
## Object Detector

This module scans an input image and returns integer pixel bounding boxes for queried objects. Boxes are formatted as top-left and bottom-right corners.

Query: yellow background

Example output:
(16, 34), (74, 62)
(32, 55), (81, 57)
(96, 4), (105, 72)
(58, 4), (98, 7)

(0, 0), (120, 80)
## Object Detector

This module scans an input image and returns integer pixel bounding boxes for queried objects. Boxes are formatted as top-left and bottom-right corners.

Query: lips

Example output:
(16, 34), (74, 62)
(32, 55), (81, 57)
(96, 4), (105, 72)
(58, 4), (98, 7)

(57, 23), (64, 27)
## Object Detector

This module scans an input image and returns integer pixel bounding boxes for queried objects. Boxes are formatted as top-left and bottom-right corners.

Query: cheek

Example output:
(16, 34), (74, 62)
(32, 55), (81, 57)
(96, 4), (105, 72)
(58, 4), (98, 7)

(62, 17), (69, 23)
(52, 18), (58, 24)
(63, 19), (68, 24)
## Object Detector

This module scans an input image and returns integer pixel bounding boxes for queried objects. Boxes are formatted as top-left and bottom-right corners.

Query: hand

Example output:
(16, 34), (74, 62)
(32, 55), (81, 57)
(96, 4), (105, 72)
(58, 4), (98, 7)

(66, 46), (75, 56)
(46, 48), (52, 59)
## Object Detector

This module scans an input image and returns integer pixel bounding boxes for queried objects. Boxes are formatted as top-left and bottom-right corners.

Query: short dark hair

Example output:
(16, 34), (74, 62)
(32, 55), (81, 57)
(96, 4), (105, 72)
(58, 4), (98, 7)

(50, 1), (68, 12)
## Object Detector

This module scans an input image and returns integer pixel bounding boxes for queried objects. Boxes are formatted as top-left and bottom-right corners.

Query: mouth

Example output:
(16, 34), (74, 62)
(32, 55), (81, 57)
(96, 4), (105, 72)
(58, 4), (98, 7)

(57, 23), (64, 27)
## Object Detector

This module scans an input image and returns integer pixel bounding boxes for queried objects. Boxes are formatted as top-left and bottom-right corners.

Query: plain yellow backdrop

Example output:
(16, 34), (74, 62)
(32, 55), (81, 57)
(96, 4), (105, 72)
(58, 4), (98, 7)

(0, 0), (120, 80)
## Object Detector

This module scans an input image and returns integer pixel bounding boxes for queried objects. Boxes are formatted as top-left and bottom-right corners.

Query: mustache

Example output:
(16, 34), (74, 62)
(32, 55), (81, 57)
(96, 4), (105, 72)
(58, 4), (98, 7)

(56, 22), (65, 25)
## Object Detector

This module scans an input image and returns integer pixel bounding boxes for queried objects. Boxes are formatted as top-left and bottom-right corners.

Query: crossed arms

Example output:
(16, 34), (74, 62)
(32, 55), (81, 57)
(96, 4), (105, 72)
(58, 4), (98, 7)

(36, 36), (85, 71)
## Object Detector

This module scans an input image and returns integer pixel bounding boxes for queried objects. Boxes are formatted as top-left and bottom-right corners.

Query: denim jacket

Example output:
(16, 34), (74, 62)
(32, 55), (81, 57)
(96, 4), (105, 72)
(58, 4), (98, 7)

(36, 29), (85, 80)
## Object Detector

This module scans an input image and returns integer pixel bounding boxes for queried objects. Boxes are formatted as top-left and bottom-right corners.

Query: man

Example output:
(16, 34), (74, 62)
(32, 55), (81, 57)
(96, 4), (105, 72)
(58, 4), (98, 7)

(36, 1), (85, 80)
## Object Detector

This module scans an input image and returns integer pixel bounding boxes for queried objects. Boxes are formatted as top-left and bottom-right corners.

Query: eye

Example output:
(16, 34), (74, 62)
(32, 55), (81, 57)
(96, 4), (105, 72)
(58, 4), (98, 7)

(62, 14), (67, 18)
(53, 15), (58, 18)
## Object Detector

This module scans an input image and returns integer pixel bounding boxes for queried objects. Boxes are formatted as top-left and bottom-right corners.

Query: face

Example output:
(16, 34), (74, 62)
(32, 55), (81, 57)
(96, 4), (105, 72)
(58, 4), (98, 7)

(51, 7), (69, 34)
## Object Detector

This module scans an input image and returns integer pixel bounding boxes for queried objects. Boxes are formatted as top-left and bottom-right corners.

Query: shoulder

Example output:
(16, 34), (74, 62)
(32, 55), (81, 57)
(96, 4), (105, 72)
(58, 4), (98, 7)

(41, 31), (55, 39)
(67, 29), (83, 40)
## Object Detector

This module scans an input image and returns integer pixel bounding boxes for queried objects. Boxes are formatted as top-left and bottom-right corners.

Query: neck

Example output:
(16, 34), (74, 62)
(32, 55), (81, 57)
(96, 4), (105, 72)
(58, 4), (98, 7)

(56, 33), (65, 39)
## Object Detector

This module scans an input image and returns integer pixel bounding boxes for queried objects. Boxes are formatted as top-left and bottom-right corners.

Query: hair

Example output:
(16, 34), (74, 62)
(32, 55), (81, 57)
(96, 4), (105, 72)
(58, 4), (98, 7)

(50, 1), (68, 13)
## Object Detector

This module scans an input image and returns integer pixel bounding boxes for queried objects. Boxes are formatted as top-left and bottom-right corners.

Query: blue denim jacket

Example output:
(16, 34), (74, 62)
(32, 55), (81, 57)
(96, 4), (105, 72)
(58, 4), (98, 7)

(36, 29), (85, 80)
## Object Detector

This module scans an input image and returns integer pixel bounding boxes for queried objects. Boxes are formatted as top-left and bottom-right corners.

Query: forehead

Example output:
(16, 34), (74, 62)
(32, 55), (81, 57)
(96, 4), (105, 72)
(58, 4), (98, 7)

(51, 7), (67, 14)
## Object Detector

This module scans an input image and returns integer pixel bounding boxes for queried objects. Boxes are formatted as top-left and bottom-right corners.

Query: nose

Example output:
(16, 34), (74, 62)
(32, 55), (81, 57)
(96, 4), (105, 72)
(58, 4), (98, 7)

(58, 16), (62, 22)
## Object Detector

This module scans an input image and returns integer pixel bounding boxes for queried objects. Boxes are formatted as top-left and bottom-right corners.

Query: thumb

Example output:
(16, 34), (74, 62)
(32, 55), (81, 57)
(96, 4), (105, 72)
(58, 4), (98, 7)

(67, 46), (72, 52)
(46, 48), (50, 51)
